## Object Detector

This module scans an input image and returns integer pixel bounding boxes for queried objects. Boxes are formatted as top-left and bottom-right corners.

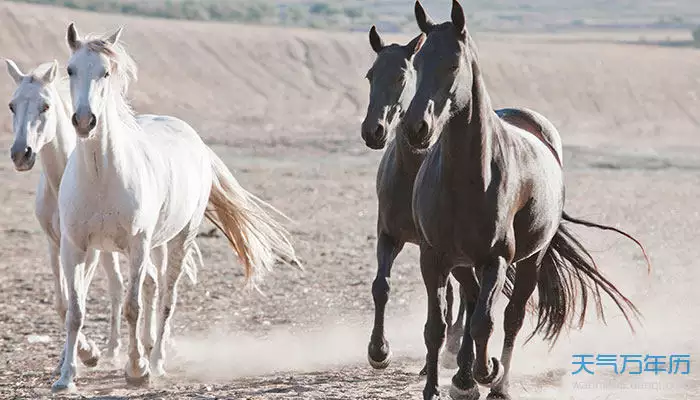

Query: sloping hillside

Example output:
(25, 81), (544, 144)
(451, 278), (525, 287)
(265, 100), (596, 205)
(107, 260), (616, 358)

(2, 2), (699, 153)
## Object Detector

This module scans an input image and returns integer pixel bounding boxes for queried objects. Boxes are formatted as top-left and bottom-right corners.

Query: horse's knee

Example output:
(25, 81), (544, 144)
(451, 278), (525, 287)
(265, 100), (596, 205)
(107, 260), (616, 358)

(424, 319), (447, 349)
(66, 306), (83, 332)
(371, 277), (390, 304)
(124, 296), (141, 323)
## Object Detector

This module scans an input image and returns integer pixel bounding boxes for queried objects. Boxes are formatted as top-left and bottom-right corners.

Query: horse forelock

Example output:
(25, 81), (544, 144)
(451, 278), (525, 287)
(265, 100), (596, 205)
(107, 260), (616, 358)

(82, 35), (138, 94)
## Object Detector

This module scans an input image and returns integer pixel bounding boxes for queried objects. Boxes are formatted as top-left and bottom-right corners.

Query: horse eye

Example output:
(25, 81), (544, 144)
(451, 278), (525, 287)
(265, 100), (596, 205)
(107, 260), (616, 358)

(8, 103), (15, 113)
(104, 71), (110, 78)
(40, 103), (50, 114)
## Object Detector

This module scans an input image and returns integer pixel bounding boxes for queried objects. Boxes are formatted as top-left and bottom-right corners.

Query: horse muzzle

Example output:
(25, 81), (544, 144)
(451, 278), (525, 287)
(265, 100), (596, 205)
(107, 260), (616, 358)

(72, 110), (97, 138)
(406, 119), (431, 150)
(10, 146), (36, 171)
(361, 121), (388, 150)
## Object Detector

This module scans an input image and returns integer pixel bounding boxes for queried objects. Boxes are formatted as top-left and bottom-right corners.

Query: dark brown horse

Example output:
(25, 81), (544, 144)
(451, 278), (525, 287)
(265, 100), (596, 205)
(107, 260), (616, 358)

(360, 24), (573, 376)
(361, 25), (470, 372)
(402, 1), (651, 399)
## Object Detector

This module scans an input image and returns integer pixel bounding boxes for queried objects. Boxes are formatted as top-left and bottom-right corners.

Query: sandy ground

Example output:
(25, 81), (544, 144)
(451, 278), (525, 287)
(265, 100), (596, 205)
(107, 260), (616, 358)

(0, 2), (699, 399)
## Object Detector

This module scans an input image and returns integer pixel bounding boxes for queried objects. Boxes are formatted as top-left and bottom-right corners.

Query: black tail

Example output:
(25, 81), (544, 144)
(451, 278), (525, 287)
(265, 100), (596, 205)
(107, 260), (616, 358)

(562, 211), (651, 273)
(527, 221), (643, 345)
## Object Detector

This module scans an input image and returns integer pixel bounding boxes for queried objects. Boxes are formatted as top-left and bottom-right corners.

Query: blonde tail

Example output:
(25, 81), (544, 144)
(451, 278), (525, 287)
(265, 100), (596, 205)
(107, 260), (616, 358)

(205, 148), (300, 288)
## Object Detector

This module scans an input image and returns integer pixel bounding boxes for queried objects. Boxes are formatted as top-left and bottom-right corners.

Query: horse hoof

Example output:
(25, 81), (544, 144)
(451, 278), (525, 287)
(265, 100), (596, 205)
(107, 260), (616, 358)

(125, 371), (151, 387)
(367, 340), (392, 369)
(79, 340), (101, 368)
(486, 391), (511, 400)
(51, 380), (77, 394)
(474, 357), (504, 387)
(367, 348), (392, 369)
(449, 384), (480, 400)
(82, 355), (99, 368)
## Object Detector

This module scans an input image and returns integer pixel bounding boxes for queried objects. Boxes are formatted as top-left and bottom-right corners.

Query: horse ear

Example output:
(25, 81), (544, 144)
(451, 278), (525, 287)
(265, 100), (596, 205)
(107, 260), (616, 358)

(41, 60), (58, 84)
(451, 0), (466, 38)
(105, 26), (124, 46)
(369, 25), (385, 54)
(414, 1), (435, 34)
(404, 33), (425, 57)
(5, 59), (25, 84)
(67, 22), (81, 52)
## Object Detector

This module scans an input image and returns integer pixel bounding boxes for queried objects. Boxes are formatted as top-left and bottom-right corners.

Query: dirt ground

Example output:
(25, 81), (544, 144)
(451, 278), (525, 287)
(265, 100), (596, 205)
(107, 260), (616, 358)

(0, 2), (699, 400)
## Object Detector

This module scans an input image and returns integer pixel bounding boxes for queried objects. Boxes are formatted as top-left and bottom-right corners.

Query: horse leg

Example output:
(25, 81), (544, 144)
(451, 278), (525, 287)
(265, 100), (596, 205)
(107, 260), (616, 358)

(420, 245), (450, 400)
(449, 267), (480, 400)
(442, 274), (463, 370)
(51, 241), (87, 393)
(141, 246), (164, 359)
(487, 256), (538, 400)
(368, 232), (404, 369)
(471, 256), (508, 387)
(101, 252), (124, 361)
(151, 234), (188, 377)
(123, 236), (153, 386)
(420, 274), (460, 376)
(48, 241), (69, 377)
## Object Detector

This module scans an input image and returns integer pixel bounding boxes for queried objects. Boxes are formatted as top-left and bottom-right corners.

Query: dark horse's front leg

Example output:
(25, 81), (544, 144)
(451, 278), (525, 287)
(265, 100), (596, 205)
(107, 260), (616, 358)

(419, 276), (459, 376)
(471, 256), (508, 388)
(420, 245), (451, 400)
(368, 233), (404, 369)
(448, 267), (481, 400)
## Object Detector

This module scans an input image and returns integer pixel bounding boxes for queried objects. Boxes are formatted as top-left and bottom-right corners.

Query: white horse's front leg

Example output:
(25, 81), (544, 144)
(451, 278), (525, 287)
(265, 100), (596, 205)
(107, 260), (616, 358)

(74, 250), (102, 367)
(124, 237), (153, 386)
(100, 251), (124, 361)
(48, 241), (68, 377)
(52, 241), (87, 393)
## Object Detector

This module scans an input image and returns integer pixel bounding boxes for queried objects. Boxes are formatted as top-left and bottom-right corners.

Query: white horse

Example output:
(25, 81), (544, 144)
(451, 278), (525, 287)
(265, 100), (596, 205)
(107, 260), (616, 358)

(5, 59), (120, 370)
(52, 23), (299, 392)
(4, 60), (201, 374)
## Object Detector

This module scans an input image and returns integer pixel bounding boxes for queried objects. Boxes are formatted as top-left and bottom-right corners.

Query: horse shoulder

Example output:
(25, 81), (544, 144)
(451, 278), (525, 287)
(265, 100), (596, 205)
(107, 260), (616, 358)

(412, 145), (446, 245)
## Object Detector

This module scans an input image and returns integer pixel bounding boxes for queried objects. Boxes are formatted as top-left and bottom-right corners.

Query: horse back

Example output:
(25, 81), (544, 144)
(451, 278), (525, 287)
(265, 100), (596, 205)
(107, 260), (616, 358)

(496, 107), (563, 167)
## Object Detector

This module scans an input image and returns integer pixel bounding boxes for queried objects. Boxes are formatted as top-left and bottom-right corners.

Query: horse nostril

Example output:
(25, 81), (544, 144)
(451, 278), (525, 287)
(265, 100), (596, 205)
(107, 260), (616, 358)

(25, 147), (32, 159)
(71, 113), (79, 127)
(416, 121), (427, 135)
(88, 114), (97, 129)
(374, 124), (385, 139)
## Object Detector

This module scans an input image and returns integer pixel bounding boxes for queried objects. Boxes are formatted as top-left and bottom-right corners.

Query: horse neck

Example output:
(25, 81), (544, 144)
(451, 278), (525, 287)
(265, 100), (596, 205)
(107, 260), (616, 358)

(39, 87), (76, 194)
(74, 91), (129, 181)
(393, 124), (426, 172)
(393, 69), (425, 171)
(443, 60), (499, 191)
